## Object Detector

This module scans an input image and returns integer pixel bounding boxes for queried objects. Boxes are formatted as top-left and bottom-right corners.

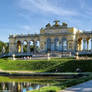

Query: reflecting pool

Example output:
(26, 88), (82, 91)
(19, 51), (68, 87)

(0, 82), (47, 92)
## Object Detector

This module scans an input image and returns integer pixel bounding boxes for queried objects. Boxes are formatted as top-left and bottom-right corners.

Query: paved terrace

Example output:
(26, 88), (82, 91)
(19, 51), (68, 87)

(59, 80), (92, 92)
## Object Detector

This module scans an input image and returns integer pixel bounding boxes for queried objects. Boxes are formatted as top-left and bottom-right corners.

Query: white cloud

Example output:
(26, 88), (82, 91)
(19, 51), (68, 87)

(19, 0), (79, 16)
(79, 0), (86, 9)
(21, 25), (31, 31)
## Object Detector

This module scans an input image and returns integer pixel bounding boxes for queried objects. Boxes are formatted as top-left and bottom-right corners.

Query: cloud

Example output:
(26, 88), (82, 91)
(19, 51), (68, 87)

(19, 0), (78, 16)
(79, 0), (86, 9)
(21, 25), (31, 31)
(16, 0), (92, 31)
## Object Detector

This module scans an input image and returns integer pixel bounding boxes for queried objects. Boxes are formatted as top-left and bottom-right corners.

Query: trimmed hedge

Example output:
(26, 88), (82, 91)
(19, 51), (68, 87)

(79, 54), (92, 57)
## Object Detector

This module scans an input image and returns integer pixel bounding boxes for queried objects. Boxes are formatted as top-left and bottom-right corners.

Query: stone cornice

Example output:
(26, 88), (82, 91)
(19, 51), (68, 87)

(9, 32), (75, 39)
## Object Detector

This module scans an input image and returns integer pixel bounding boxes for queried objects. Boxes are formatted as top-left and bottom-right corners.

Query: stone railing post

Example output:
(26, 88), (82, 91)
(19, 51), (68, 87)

(76, 52), (79, 60)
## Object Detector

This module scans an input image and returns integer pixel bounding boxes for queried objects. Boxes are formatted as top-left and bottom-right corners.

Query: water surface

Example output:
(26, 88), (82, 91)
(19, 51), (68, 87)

(0, 82), (47, 92)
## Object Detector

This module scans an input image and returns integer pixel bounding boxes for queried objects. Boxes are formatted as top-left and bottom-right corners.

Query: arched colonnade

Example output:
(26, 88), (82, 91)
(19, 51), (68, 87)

(77, 37), (92, 51)
(16, 40), (40, 53)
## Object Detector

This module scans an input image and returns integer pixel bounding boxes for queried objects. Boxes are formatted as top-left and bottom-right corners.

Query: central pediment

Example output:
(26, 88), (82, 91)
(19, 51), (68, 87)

(40, 20), (79, 34)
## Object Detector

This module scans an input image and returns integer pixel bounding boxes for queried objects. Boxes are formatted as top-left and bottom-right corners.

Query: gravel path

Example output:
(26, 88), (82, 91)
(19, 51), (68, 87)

(0, 69), (33, 73)
(59, 80), (92, 92)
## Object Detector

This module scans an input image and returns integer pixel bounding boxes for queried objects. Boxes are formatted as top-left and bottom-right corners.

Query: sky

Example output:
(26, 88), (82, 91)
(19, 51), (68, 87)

(0, 0), (92, 42)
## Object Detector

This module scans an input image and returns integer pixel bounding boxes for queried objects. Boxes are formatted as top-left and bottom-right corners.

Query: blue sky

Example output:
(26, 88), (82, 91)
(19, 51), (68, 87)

(1, 0), (92, 42)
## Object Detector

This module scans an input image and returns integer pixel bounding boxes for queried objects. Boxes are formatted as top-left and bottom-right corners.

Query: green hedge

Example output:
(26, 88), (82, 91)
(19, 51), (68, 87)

(79, 54), (92, 57)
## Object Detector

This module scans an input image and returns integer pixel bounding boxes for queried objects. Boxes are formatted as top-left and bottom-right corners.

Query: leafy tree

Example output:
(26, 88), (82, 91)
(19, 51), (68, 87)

(0, 41), (9, 54)
(0, 41), (5, 54)
(5, 43), (9, 53)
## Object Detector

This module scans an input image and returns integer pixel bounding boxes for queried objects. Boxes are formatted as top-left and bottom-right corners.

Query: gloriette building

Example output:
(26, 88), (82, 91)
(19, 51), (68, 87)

(9, 20), (92, 55)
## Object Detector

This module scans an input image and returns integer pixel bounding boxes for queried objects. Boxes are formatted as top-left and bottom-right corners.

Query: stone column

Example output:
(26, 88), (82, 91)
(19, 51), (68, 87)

(27, 42), (30, 53)
(67, 41), (68, 51)
(44, 42), (46, 52)
(57, 41), (59, 51)
(91, 39), (92, 51)
(81, 39), (83, 51)
(59, 42), (62, 51)
(34, 41), (36, 53)
(21, 42), (23, 53)
(51, 42), (54, 51)
(87, 39), (89, 51)
(77, 43), (79, 51)
(83, 39), (86, 51)
(79, 40), (82, 51)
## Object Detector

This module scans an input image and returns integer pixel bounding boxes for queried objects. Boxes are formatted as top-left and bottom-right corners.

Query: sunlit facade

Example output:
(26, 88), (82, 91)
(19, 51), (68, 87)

(9, 20), (92, 54)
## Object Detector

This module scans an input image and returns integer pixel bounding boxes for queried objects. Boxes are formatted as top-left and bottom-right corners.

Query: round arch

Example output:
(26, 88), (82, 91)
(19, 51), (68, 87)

(54, 38), (59, 51)
(62, 38), (67, 51)
(23, 40), (28, 52)
(29, 40), (35, 52)
(17, 40), (21, 53)
(46, 38), (51, 51)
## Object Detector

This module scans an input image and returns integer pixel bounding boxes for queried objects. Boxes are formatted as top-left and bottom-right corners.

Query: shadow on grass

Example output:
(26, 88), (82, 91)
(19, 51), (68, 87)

(45, 59), (92, 72)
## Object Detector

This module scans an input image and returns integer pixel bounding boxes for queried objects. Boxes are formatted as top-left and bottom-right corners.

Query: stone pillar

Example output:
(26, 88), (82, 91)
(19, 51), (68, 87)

(59, 42), (62, 51)
(83, 39), (86, 51)
(44, 42), (46, 52)
(81, 39), (83, 51)
(21, 43), (23, 53)
(91, 39), (92, 51)
(79, 40), (82, 51)
(67, 41), (68, 51)
(57, 41), (59, 51)
(27, 42), (30, 53)
(34, 41), (37, 53)
(51, 42), (54, 51)
(87, 39), (89, 51)
(74, 40), (78, 52)
(77, 43), (79, 51)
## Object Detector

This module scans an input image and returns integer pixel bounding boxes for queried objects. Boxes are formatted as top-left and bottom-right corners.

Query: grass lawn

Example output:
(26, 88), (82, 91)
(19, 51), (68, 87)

(0, 58), (92, 73)
(29, 73), (92, 92)
(0, 58), (92, 92)
(0, 58), (70, 71)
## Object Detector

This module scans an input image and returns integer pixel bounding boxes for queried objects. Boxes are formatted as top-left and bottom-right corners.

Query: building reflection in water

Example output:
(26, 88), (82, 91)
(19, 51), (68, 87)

(0, 82), (46, 92)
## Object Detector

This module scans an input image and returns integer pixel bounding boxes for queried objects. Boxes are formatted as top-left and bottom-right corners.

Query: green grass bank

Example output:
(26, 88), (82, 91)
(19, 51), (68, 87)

(29, 74), (92, 92)
(0, 59), (92, 92)
(0, 58), (92, 72)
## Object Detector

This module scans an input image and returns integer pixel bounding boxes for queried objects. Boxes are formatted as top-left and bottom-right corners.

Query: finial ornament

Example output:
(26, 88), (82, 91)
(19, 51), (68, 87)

(53, 20), (60, 26)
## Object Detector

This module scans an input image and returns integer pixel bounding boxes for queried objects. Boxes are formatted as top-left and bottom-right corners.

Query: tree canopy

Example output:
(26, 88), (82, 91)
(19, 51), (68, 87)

(0, 41), (9, 54)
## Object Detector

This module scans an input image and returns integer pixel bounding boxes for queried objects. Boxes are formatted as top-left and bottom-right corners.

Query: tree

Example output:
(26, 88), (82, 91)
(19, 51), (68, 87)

(0, 41), (5, 54)
(0, 41), (9, 54)
(5, 43), (9, 53)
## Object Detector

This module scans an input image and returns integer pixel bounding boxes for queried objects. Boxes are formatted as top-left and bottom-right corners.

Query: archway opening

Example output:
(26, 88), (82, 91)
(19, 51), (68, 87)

(30, 41), (34, 52)
(47, 38), (51, 52)
(35, 41), (40, 53)
(54, 38), (59, 51)
(62, 38), (67, 51)
(89, 39), (92, 50)
(23, 41), (28, 52)
(17, 41), (21, 53)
